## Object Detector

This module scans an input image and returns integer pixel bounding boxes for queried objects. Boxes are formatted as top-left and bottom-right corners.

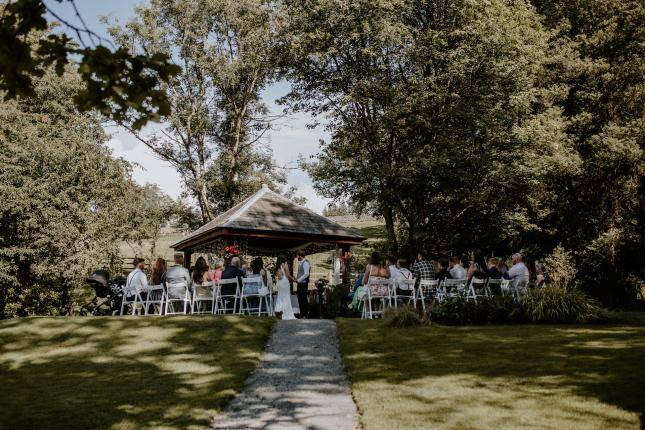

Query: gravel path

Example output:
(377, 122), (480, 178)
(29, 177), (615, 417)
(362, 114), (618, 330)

(211, 319), (360, 430)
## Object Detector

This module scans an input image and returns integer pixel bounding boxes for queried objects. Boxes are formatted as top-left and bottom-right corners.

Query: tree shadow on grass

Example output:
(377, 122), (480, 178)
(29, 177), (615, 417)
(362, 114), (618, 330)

(337, 320), (645, 429)
(0, 316), (274, 430)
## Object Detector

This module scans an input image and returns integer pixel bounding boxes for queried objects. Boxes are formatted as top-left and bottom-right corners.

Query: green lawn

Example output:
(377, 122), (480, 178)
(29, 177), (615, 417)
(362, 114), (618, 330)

(337, 319), (645, 430)
(0, 316), (274, 430)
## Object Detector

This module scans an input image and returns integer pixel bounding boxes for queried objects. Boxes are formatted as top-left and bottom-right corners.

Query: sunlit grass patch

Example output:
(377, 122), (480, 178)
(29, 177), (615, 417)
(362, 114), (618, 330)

(0, 316), (274, 430)
(337, 319), (645, 430)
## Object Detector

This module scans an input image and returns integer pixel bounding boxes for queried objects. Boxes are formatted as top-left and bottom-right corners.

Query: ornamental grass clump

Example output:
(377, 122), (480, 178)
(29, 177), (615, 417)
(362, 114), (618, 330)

(383, 305), (423, 328)
(523, 286), (601, 323)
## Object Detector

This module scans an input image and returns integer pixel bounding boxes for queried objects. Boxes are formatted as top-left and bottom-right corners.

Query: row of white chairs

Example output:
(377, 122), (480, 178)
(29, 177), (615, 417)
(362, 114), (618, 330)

(119, 275), (275, 316)
(360, 277), (528, 319)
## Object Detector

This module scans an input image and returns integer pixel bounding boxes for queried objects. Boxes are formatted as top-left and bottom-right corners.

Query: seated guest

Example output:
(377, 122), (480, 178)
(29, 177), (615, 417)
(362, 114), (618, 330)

(435, 257), (450, 280)
(149, 257), (167, 285)
(251, 257), (268, 286)
(449, 256), (468, 279)
(210, 258), (224, 284)
(244, 257), (268, 295)
(486, 257), (504, 279)
(411, 249), (436, 282)
(127, 257), (148, 294)
(192, 256), (210, 284)
(241, 261), (249, 276)
(508, 253), (529, 286)
(162, 253), (191, 287)
(350, 271), (366, 310)
(496, 259), (510, 279)
(386, 255), (398, 278)
(352, 271), (364, 293)
(221, 256), (245, 295)
(467, 252), (487, 280)
(535, 262), (549, 287)
(394, 257), (414, 297)
(363, 251), (390, 284)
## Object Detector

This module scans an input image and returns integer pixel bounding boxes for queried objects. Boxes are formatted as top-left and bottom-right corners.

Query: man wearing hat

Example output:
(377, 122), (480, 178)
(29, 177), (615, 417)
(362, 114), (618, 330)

(126, 257), (148, 296)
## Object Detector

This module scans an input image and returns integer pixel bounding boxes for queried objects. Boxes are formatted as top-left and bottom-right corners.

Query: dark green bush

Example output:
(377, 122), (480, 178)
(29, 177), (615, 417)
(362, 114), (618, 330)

(383, 305), (423, 328)
(429, 296), (526, 325)
(523, 287), (601, 323)
(429, 287), (601, 325)
(326, 283), (350, 318)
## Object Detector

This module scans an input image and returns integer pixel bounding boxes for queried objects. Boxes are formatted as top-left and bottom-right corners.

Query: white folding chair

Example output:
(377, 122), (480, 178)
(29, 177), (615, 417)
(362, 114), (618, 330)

(485, 278), (505, 297)
(392, 278), (417, 308)
(120, 284), (146, 316)
(191, 281), (215, 314)
(213, 278), (239, 314)
(466, 277), (488, 303)
(240, 276), (271, 316)
(417, 279), (439, 311)
(440, 278), (468, 301)
(165, 282), (191, 315)
(362, 279), (393, 319)
(511, 279), (529, 301)
(145, 284), (165, 316)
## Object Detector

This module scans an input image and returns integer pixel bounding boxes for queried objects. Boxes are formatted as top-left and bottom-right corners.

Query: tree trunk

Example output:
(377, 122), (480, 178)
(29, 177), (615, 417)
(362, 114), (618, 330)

(382, 205), (399, 254)
(197, 183), (213, 223)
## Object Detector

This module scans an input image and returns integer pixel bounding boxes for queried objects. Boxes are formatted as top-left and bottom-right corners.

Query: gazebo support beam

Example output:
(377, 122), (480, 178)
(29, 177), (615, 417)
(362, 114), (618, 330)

(184, 249), (192, 269)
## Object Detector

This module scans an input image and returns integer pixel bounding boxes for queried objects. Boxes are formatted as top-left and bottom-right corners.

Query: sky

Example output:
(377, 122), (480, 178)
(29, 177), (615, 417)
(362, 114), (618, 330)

(46, 1), (331, 213)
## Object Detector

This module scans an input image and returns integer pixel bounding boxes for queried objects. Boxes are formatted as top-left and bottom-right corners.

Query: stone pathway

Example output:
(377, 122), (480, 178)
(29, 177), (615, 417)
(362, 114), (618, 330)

(211, 319), (360, 430)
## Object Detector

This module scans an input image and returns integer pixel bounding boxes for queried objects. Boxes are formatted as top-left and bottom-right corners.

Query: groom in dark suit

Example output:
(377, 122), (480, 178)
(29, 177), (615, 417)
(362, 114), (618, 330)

(295, 250), (311, 318)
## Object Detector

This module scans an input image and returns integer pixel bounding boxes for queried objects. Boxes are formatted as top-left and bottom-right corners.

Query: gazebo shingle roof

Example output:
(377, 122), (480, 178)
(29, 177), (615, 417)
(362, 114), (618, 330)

(172, 185), (365, 251)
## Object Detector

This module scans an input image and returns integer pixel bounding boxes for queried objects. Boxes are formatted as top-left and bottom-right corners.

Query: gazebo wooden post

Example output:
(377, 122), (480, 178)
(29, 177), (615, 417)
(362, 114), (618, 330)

(287, 251), (295, 294)
(184, 249), (192, 269)
(341, 244), (351, 287)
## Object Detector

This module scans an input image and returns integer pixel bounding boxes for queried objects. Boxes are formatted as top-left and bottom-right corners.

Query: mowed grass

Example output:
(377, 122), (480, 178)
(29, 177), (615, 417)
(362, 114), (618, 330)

(337, 319), (645, 430)
(0, 316), (274, 430)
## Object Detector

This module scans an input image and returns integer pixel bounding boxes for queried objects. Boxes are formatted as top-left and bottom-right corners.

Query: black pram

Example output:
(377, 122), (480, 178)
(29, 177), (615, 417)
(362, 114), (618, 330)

(79, 269), (126, 316)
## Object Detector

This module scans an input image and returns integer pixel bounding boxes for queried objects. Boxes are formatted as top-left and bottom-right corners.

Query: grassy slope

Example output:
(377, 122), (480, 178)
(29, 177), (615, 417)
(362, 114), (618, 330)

(0, 316), (274, 430)
(337, 319), (645, 430)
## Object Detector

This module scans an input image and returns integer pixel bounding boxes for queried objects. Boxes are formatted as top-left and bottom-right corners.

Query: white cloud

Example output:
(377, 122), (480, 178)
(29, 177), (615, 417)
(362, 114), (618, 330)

(103, 81), (331, 213)
(292, 182), (330, 213)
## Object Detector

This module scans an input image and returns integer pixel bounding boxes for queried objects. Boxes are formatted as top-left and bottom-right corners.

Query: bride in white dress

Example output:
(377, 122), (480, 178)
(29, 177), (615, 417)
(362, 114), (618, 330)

(274, 262), (296, 320)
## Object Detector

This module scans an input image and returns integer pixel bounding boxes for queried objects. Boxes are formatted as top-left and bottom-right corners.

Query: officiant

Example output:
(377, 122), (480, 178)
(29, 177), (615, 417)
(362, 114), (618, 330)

(295, 250), (311, 318)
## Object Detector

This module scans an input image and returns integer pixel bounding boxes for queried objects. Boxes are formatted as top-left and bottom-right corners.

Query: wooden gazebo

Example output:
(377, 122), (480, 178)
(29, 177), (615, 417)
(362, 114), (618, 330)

(172, 184), (365, 266)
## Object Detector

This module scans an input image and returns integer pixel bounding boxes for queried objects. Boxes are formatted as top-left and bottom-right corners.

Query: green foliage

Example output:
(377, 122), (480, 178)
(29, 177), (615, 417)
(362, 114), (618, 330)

(542, 245), (576, 288)
(429, 296), (524, 326)
(282, 0), (644, 306)
(107, 0), (287, 221)
(0, 0), (179, 129)
(430, 288), (600, 325)
(523, 287), (601, 324)
(0, 65), (173, 318)
(326, 283), (350, 318)
(322, 202), (352, 217)
(526, 0), (645, 308)
(383, 305), (423, 328)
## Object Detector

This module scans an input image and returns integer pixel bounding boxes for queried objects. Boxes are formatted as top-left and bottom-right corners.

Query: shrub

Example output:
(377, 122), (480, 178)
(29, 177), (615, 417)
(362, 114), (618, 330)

(383, 305), (423, 328)
(429, 287), (601, 325)
(543, 245), (577, 288)
(429, 296), (525, 325)
(326, 283), (350, 318)
(523, 286), (601, 323)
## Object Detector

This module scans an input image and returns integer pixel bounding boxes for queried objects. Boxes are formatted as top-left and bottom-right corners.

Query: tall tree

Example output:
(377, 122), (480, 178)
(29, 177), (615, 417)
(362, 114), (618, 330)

(0, 0), (180, 129)
(0, 60), (171, 317)
(527, 0), (644, 305)
(108, 0), (285, 222)
(282, 0), (556, 255)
